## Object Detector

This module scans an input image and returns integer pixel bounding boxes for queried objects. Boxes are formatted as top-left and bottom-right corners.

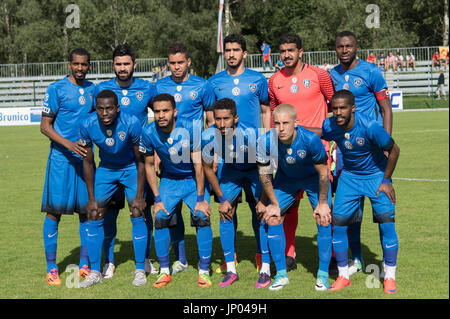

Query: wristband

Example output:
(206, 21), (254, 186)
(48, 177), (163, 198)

(197, 194), (205, 202)
(382, 177), (392, 185)
(154, 195), (162, 203)
(218, 195), (227, 204)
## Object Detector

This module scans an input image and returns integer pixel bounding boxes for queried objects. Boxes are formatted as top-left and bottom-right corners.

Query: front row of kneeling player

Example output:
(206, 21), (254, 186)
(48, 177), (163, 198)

(77, 89), (399, 293)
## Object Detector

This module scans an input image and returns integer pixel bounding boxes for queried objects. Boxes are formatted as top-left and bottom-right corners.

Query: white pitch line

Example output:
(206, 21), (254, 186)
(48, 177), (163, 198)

(394, 129), (449, 134)
(393, 177), (449, 182)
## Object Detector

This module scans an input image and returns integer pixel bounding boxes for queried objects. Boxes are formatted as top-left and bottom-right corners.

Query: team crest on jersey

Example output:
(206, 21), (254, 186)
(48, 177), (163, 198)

(356, 137), (365, 146)
(136, 91), (144, 101)
(168, 147), (178, 155)
(105, 138), (115, 146)
(343, 83), (350, 90)
(292, 77), (297, 83)
(190, 90), (198, 100)
(303, 79), (311, 88)
(118, 131), (126, 141)
(232, 87), (240, 96)
(353, 78), (362, 87)
(121, 97), (130, 106)
(106, 129), (113, 137)
(344, 140), (353, 150)
(180, 139), (189, 148)
(174, 93), (183, 102)
(249, 83), (257, 93)
(287, 148), (292, 155)
(79, 96), (86, 105)
(344, 133), (350, 140)
(290, 84), (298, 93)
(286, 156), (296, 164)
(297, 150), (306, 159)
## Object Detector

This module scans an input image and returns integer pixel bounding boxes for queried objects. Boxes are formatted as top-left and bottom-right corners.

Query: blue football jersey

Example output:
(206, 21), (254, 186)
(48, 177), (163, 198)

(79, 111), (141, 169)
(140, 119), (200, 178)
(256, 126), (328, 180)
(94, 77), (156, 126)
(155, 74), (216, 130)
(322, 112), (394, 176)
(208, 68), (269, 130)
(42, 76), (95, 161)
(330, 60), (387, 123)
(202, 122), (259, 172)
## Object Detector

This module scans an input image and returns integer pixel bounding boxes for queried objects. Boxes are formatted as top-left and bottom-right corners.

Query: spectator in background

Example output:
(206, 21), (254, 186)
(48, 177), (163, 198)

(159, 62), (167, 79)
(321, 60), (333, 72)
(436, 69), (447, 100)
(432, 51), (440, 70)
(440, 50), (448, 71)
(406, 52), (416, 71)
(275, 57), (284, 71)
(377, 52), (386, 71)
(366, 52), (376, 64)
(395, 52), (404, 71)
(152, 65), (159, 82)
(386, 52), (397, 71)
(260, 41), (273, 71)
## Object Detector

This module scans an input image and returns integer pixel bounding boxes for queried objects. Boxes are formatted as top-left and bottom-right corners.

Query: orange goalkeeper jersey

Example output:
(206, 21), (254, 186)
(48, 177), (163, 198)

(268, 63), (334, 129)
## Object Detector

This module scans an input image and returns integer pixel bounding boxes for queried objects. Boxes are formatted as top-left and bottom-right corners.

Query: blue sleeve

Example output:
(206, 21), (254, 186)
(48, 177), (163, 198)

(256, 132), (273, 165)
(370, 67), (388, 93)
(308, 132), (328, 164)
(139, 126), (154, 156)
(79, 121), (92, 147)
(129, 116), (143, 145)
(147, 82), (157, 108)
(367, 121), (394, 151)
(202, 81), (217, 111)
(42, 84), (60, 117)
(258, 75), (270, 105)
(321, 118), (333, 141)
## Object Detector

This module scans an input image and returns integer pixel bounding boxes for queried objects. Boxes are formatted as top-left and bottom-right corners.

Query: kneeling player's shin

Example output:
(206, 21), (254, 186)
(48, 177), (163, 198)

(220, 218), (236, 263)
(267, 223), (286, 272)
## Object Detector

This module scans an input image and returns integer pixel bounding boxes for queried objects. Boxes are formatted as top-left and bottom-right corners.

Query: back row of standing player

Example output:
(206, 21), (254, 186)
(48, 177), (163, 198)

(41, 31), (399, 293)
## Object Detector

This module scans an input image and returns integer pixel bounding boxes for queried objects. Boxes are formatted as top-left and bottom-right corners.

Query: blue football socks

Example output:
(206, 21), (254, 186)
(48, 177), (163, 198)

(131, 216), (148, 270)
(78, 215), (89, 269)
(43, 216), (59, 272)
(267, 223), (286, 273)
(220, 218), (236, 263)
(317, 224), (332, 274)
(86, 219), (104, 273)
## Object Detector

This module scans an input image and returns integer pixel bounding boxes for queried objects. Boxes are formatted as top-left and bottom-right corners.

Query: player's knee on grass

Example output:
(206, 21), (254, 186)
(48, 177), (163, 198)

(154, 211), (177, 229)
(190, 211), (211, 227)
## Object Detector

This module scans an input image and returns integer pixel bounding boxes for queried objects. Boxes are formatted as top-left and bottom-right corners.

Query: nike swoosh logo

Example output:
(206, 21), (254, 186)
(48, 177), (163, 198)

(134, 236), (146, 240)
(332, 240), (342, 244)
(261, 250), (269, 254)
(224, 252), (231, 256)
(385, 244), (397, 249)
(268, 235), (278, 239)
(87, 233), (98, 237)
(201, 256), (211, 259)
(48, 232), (58, 238)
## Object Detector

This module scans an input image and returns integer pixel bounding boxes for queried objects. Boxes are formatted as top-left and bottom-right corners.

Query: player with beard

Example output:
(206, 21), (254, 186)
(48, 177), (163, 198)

(209, 34), (271, 276)
(93, 44), (157, 279)
(330, 31), (393, 276)
(40, 48), (95, 285)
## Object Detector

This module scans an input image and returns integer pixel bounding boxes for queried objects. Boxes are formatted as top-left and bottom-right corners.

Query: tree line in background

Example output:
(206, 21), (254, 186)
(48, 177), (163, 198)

(0, 0), (446, 77)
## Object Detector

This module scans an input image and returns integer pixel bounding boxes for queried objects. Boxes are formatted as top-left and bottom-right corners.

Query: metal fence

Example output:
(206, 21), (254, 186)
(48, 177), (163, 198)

(242, 46), (441, 70)
(0, 57), (168, 78)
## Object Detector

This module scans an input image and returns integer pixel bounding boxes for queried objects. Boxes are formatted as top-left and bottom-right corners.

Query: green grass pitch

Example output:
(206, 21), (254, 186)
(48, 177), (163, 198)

(0, 110), (448, 300)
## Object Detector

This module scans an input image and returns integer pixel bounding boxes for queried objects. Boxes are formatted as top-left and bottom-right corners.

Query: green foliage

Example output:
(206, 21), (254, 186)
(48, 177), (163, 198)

(0, 0), (446, 76)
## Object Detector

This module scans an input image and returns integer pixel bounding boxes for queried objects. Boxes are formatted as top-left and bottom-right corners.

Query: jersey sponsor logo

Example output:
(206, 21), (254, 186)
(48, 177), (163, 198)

(343, 83), (350, 90)
(174, 93), (182, 102)
(121, 96), (130, 106)
(139, 145), (146, 154)
(44, 93), (49, 102)
(290, 84), (298, 93)
(303, 79), (310, 88)
(356, 137), (365, 146)
(189, 90), (198, 100)
(136, 91), (144, 101)
(297, 150), (306, 159)
(353, 78), (362, 87)
(105, 137), (115, 146)
(344, 140), (353, 150)
(78, 96), (87, 105)
(286, 156), (296, 164)
(232, 87), (240, 96)
(344, 133), (350, 140)
(249, 83), (257, 93)
(106, 129), (113, 137)
(118, 131), (126, 141)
